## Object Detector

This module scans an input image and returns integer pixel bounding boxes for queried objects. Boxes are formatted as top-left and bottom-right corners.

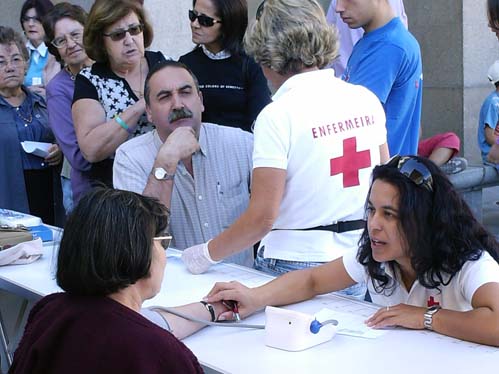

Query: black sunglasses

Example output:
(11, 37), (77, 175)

(386, 155), (434, 192)
(188, 10), (221, 27)
(22, 15), (41, 23)
(103, 24), (144, 42)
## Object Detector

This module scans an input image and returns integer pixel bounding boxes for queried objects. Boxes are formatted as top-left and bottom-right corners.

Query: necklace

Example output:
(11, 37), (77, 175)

(15, 106), (33, 124)
(65, 65), (76, 81)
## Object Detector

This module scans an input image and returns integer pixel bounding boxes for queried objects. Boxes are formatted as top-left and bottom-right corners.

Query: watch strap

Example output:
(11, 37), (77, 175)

(200, 301), (216, 322)
(423, 305), (441, 330)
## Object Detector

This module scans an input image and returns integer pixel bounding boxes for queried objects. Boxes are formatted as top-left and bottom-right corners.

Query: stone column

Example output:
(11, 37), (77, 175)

(405, 0), (499, 162)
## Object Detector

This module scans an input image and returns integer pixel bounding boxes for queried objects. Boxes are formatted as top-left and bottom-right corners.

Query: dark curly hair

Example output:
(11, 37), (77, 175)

(358, 156), (499, 294)
(57, 188), (169, 297)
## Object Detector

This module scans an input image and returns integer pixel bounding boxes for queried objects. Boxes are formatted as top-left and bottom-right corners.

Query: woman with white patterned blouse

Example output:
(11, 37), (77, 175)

(71, 0), (166, 187)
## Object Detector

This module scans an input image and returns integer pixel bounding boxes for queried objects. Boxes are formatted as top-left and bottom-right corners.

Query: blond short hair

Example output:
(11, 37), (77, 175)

(244, 0), (338, 75)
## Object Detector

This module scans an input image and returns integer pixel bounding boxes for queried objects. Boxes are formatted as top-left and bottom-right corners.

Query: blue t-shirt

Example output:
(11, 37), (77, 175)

(343, 17), (422, 156)
(478, 90), (499, 163)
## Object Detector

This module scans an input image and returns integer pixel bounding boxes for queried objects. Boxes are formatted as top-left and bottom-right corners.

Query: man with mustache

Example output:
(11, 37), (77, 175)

(113, 60), (254, 267)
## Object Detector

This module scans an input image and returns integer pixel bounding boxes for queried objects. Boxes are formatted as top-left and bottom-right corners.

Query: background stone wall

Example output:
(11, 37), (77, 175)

(2, 0), (498, 161)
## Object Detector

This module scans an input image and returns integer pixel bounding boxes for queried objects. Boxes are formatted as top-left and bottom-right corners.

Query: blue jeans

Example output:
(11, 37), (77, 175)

(254, 247), (366, 300)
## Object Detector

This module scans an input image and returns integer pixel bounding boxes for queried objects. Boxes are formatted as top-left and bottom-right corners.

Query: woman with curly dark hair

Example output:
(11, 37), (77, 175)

(205, 156), (499, 347)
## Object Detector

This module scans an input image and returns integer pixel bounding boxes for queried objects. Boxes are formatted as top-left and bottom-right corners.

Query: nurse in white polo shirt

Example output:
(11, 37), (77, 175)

(181, 0), (389, 298)
(206, 156), (499, 347)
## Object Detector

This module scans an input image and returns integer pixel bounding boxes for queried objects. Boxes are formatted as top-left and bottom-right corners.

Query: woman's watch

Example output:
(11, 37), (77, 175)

(423, 305), (441, 330)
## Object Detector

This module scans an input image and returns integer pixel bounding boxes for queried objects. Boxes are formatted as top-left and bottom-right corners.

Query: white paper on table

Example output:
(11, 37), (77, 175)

(21, 141), (51, 158)
(315, 308), (387, 339)
(0, 209), (42, 226)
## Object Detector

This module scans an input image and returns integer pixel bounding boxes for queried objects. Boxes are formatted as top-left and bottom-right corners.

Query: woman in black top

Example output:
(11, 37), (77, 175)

(72, 0), (166, 187)
(179, 0), (271, 132)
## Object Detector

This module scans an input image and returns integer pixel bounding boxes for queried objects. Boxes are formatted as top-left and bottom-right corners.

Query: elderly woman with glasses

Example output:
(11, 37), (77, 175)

(10, 188), (229, 373)
(179, 0), (271, 132)
(19, 0), (60, 97)
(206, 156), (499, 347)
(181, 0), (389, 296)
(43, 2), (93, 210)
(0, 26), (61, 224)
(72, 0), (167, 188)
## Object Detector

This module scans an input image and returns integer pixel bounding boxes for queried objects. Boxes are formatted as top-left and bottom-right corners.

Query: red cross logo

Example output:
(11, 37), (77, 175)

(330, 137), (371, 188)
(427, 296), (440, 307)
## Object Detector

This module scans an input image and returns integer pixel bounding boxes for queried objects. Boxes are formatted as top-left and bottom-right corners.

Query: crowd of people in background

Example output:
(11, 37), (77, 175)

(1, 0), (499, 372)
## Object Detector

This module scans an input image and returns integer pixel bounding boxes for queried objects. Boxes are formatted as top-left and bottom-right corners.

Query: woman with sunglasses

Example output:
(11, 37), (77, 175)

(206, 156), (499, 347)
(179, 0), (271, 132)
(10, 188), (229, 373)
(19, 0), (60, 98)
(43, 3), (93, 211)
(72, 0), (167, 188)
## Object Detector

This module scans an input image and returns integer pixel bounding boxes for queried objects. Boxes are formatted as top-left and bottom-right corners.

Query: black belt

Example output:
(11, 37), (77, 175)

(272, 219), (366, 234)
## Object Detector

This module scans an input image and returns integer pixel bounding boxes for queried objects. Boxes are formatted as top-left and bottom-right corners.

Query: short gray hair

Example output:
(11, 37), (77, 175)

(244, 0), (338, 75)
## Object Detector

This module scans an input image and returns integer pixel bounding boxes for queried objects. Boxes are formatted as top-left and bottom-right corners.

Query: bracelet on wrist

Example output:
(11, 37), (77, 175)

(114, 114), (135, 134)
(200, 301), (216, 322)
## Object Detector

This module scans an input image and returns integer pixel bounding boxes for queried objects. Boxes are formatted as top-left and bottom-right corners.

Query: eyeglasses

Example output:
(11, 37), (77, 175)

(51, 30), (83, 49)
(22, 15), (41, 23)
(103, 24), (144, 42)
(256, 0), (266, 21)
(188, 10), (221, 27)
(386, 155), (434, 192)
(153, 235), (172, 251)
(0, 56), (25, 71)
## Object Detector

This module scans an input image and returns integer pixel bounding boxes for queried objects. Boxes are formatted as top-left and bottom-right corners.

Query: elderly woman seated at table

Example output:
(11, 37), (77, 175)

(0, 26), (61, 224)
(72, 0), (167, 188)
(10, 188), (228, 373)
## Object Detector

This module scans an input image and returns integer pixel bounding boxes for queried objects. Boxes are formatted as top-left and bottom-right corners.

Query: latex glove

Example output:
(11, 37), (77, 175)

(181, 240), (220, 274)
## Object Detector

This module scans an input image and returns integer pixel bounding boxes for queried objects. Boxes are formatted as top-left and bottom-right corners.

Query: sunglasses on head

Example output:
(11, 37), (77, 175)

(256, 0), (266, 21)
(188, 10), (221, 27)
(103, 24), (144, 42)
(153, 235), (172, 251)
(385, 155), (434, 192)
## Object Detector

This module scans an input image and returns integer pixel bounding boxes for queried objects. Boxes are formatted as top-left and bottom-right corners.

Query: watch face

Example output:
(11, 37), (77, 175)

(154, 168), (166, 179)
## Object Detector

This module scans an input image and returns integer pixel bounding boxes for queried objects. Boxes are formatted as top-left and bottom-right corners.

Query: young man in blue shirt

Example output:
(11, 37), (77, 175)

(338, 0), (423, 156)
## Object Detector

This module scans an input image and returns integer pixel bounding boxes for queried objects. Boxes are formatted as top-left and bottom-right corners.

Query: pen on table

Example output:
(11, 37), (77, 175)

(216, 182), (222, 195)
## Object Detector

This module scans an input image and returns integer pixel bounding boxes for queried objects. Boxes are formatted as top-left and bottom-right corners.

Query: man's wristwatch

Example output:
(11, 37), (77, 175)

(152, 167), (174, 181)
(423, 305), (441, 330)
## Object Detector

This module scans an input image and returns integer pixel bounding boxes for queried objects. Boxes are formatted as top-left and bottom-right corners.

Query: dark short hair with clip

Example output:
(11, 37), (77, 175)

(56, 188), (169, 296)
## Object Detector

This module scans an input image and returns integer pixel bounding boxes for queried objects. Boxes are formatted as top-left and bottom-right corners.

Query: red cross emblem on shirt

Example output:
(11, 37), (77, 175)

(330, 137), (371, 188)
(427, 296), (440, 307)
